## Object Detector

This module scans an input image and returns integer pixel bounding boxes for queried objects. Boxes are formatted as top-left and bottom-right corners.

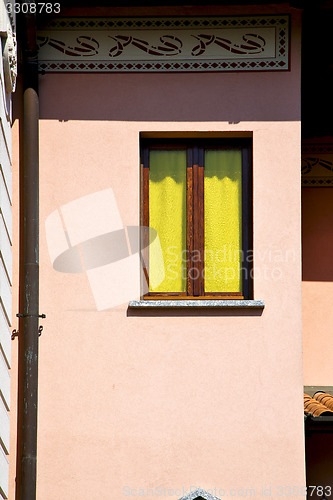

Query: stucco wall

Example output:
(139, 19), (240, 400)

(10, 6), (304, 500)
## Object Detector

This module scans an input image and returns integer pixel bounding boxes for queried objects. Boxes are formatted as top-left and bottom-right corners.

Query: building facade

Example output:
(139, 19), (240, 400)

(8, 0), (333, 498)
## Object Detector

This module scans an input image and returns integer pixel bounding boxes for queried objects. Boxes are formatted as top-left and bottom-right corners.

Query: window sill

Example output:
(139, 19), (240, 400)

(128, 299), (265, 309)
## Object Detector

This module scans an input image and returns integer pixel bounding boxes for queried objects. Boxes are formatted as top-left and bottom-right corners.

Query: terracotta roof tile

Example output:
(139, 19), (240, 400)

(313, 391), (333, 410)
(304, 393), (333, 417)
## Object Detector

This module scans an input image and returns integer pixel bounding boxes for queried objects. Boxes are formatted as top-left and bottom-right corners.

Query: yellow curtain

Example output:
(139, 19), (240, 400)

(149, 150), (187, 292)
(204, 149), (242, 292)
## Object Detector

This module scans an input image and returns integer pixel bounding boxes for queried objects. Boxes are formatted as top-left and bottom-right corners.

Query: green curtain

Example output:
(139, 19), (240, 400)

(204, 149), (242, 292)
(149, 150), (187, 292)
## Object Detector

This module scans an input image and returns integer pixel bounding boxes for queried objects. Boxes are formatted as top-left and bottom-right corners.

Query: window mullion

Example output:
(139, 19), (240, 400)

(187, 147), (194, 296)
(198, 147), (205, 296)
(193, 161), (199, 296)
(242, 145), (252, 299)
(191, 146), (205, 296)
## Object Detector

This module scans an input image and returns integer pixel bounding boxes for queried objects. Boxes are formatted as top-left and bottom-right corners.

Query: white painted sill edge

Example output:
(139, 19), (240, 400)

(129, 299), (265, 308)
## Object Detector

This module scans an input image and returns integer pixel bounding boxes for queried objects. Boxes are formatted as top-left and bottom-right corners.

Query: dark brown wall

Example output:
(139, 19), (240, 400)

(302, 188), (333, 281)
(306, 433), (333, 493)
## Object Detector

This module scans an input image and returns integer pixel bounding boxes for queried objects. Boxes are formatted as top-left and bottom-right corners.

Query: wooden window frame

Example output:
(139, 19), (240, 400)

(140, 138), (253, 300)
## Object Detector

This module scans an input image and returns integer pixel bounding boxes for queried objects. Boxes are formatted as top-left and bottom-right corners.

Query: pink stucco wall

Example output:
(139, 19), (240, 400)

(10, 6), (304, 500)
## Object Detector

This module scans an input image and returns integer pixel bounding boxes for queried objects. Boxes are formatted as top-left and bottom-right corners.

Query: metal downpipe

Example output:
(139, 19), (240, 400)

(16, 10), (40, 500)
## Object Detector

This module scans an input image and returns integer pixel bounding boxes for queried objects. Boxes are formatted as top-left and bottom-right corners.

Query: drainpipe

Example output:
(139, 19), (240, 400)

(16, 11), (40, 500)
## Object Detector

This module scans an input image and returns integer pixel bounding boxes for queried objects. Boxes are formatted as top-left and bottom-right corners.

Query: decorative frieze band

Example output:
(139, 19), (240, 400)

(302, 144), (333, 187)
(37, 15), (289, 73)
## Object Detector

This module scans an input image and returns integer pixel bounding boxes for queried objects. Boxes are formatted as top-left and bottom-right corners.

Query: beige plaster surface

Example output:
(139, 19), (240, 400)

(303, 280), (333, 384)
(9, 7), (305, 500)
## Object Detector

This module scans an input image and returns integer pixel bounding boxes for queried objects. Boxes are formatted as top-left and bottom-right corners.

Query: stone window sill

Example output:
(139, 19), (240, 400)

(128, 299), (265, 309)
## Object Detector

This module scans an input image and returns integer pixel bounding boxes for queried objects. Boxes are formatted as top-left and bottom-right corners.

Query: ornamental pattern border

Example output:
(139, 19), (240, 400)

(302, 144), (333, 187)
(37, 15), (289, 73)
(40, 15), (288, 31)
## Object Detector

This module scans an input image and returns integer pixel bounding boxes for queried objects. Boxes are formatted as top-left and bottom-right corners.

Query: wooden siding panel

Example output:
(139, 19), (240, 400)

(0, 177), (11, 244)
(0, 260), (11, 326)
(0, 8), (12, 499)
(0, 113), (11, 164)
(0, 351), (9, 411)
(0, 351), (9, 413)
(0, 215), (11, 285)
(0, 139), (12, 201)
(0, 306), (10, 369)
(0, 401), (9, 455)
(0, 444), (8, 499)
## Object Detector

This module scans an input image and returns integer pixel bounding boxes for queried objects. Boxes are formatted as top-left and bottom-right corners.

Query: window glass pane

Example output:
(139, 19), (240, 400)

(149, 150), (187, 292)
(204, 149), (243, 292)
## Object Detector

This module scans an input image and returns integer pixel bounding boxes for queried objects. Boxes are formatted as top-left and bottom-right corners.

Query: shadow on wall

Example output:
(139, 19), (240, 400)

(126, 307), (264, 317)
(36, 72), (301, 122)
(302, 187), (333, 282)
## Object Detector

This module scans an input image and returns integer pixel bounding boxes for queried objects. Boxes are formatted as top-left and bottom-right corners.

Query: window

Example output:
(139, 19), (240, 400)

(140, 138), (252, 300)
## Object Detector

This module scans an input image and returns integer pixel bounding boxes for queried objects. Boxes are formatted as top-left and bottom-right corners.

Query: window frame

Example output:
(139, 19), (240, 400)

(140, 138), (253, 300)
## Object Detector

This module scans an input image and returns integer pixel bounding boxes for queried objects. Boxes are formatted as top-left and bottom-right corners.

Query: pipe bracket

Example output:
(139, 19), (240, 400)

(11, 329), (19, 340)
(16, 313), (46, 318)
